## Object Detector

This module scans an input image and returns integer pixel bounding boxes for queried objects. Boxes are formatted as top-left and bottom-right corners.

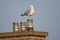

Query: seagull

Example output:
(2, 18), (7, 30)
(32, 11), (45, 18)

(21, 5), (35, 16)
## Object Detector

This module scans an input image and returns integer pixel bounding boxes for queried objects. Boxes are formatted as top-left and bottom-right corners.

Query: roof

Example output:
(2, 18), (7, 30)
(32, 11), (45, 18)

(0, 31), (48, 38)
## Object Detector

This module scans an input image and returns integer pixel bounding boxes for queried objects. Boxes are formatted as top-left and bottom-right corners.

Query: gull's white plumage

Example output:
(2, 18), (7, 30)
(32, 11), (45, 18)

(21, 5), (35, 16)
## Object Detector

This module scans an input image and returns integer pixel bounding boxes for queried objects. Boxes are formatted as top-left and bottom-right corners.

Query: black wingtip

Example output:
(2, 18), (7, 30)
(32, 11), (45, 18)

(21, 14), (25, 16)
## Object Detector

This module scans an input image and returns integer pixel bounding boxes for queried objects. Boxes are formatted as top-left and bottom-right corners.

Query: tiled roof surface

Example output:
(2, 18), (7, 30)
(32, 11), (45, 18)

(0, 31), (48, 37)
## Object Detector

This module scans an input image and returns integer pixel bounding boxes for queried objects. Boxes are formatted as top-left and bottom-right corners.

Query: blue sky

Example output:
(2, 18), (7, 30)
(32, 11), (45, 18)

(0, 0), (60, 40)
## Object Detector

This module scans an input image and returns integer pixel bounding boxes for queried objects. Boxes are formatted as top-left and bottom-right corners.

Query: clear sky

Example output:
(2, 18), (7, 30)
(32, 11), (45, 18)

(0, 0), (60, 40)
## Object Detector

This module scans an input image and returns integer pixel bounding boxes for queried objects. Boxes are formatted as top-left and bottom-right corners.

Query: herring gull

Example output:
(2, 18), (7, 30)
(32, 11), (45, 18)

(21, 5), (35, 16)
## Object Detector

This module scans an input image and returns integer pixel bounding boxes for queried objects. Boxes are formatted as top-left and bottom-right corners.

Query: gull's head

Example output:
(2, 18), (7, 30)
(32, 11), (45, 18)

(29, 5), (34, 9)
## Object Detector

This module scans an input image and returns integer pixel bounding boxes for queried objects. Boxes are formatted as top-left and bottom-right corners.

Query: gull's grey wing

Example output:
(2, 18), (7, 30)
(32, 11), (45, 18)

(24, 10), (30, 16)
(21, 10), (30, 16)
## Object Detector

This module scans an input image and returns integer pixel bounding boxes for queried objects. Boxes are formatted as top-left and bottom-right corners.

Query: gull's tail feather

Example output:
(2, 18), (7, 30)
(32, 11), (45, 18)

(21, 14), (25, 16)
